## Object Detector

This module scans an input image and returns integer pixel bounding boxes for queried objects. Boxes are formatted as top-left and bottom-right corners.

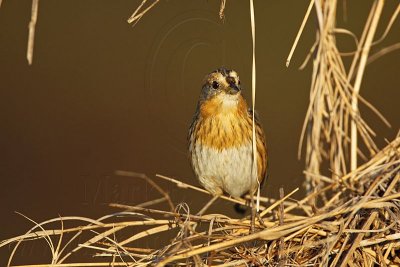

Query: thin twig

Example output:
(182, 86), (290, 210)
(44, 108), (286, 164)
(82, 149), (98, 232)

(115, 170), (175, 212)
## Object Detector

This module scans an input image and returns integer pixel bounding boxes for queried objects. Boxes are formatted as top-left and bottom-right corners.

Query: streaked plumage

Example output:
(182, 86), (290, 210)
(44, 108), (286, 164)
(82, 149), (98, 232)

(188, 68), (268, 198)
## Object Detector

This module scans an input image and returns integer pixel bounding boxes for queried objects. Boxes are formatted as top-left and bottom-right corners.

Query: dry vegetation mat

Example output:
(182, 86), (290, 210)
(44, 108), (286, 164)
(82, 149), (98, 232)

(1, 135), (399, 266)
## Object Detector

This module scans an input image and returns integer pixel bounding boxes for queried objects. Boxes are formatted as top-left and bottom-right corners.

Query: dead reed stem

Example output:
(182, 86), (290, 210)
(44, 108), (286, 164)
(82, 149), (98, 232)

(27, 0), (39, 65)
(350, 0), (384, 172)
(249, 0), (262, 217)
(219, 0), (226, 20)
(286, 0), (314, 67)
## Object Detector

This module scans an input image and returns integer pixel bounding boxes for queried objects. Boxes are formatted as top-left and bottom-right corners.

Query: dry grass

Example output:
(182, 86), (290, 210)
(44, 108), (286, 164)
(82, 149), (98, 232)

(1, 135), (399, 266)
(291, 0), (398, 197)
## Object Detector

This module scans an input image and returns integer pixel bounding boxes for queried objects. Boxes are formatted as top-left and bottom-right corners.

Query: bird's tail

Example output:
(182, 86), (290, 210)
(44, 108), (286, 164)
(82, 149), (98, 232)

(234, 203), (248, 214)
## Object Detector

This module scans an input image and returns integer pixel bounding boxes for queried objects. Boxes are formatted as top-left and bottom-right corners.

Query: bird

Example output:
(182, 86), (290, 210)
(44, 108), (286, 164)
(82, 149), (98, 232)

(188, 67), (268, 213)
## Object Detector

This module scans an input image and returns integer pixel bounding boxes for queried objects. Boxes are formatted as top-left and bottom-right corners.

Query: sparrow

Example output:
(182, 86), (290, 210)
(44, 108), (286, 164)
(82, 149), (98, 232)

(188, 68), (268, 202)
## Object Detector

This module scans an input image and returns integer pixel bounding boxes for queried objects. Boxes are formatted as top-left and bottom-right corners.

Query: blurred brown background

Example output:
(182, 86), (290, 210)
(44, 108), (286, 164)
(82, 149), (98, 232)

(0, 0), (399, 263)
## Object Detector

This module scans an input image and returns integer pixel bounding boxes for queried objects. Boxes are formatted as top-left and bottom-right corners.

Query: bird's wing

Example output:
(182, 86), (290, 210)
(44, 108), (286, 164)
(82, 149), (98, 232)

(247, 108), (269, 185)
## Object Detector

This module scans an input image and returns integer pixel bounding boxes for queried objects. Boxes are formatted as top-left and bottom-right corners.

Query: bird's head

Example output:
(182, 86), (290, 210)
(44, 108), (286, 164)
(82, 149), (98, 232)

(198, 68), (246, 117)
(201, 68), (241, 99)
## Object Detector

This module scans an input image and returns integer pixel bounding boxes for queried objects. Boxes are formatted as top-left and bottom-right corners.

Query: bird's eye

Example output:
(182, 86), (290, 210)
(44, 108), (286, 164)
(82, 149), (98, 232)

(238, 80), (241, 85)
(212, 81), (219, 89)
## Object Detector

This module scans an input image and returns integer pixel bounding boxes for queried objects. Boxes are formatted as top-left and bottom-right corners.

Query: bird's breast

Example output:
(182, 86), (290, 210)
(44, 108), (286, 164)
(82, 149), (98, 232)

(194, 98), (252, 150)
(190, 142), (256, 197)
(194, 110), (252, 150)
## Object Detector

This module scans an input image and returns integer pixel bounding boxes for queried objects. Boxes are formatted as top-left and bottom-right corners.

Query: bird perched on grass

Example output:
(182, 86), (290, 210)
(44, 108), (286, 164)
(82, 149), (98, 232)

(188, 68), (267, 214)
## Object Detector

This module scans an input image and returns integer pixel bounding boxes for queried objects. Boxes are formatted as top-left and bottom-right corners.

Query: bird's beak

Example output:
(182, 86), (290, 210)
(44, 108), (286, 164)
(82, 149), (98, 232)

(228, 82), (240, 95)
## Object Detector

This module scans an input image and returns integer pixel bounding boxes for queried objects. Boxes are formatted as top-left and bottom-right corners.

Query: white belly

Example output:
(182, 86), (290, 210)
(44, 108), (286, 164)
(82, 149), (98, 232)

(191, 143), (257, 197)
